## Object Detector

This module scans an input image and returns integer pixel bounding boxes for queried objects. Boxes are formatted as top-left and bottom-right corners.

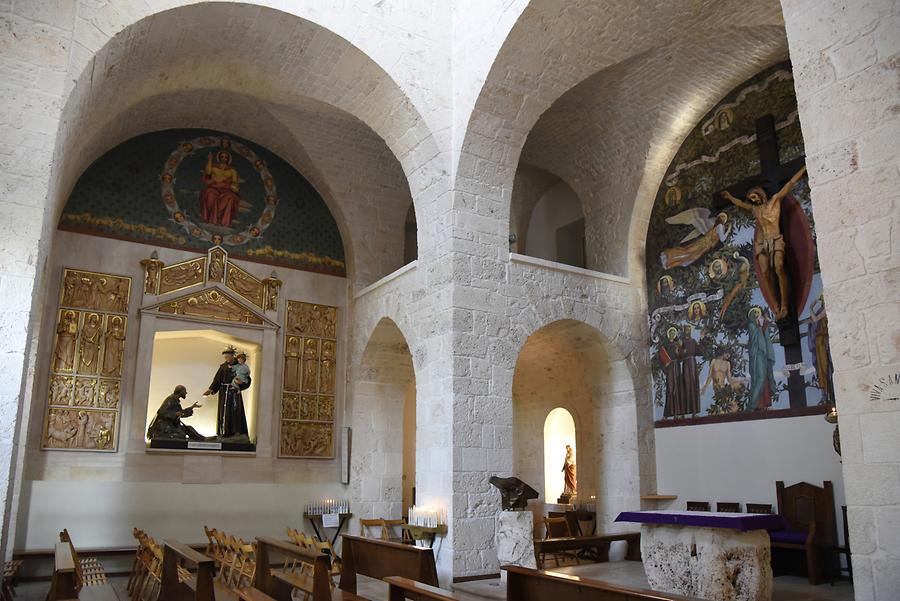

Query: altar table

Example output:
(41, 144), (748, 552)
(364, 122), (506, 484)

(616, 510), (782, 601)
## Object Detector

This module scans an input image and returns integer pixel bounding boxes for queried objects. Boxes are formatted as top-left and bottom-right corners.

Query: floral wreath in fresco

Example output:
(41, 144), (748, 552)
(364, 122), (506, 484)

(160, 135), (278, 246)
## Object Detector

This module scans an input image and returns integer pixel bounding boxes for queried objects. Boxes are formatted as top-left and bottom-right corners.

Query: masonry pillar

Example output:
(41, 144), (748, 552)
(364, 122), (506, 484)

(782, 2), (900, 599)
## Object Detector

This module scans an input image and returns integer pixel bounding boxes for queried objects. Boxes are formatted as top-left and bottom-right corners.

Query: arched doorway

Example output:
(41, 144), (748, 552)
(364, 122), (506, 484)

(350, 317), (417, 525)
(543, 407), (576, 503)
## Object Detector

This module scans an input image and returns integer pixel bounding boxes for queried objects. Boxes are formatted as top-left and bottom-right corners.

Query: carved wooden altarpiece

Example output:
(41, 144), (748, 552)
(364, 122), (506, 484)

(43, 268), (131, 451)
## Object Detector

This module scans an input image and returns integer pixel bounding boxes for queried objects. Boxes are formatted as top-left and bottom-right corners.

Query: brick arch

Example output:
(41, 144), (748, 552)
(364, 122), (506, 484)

(456, 0), (787, 276)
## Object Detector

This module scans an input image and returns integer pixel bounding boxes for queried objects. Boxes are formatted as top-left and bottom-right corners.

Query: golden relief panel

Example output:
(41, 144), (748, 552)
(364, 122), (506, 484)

(44, 407), (116, 451)
(44, 268), (130, 452)
(280, 421), (333, 458)
(158, 257), (206, 295)
(60, 269), (131, 313)
(226, 263), (264, 308)
(280, 300), (339, 458)
(157, 289), (264, 325)
(208, 247), (226, 283)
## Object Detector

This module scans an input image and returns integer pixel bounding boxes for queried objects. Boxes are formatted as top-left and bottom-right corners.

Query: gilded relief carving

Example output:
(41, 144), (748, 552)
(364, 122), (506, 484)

(226, 263), (264, 308)
(158, 258), (205, 295)
(262, 272), (282, 312)
(49, 375), (74, 406)
(157, 289), (264, 325)
(284, 336), (301, 391)
(53, 310), (79, 372)
(208, 247), (226, 283)
(44, 408), (116, 451)
(279, 421), (333, 458)
(78, 313), (102, 374)
(301, 338), (319, 392)
(280, 300), (338, 458)
(101, 316), (126, 378)
(60, 270), (130, 313)
(282, 393), (300, 420)
(44, 268), (130, 452)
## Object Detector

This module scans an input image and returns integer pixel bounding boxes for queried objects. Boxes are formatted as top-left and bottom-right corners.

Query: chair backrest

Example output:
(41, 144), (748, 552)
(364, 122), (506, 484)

(776, 481), (836, 544)
(716, 502), (740, 513)
(686, 501), (710, 512)
(542, 516), (572, 539)
(382, 518), (406, 541)
(359, 518), (388, 539)
(746, 503), (773, 514)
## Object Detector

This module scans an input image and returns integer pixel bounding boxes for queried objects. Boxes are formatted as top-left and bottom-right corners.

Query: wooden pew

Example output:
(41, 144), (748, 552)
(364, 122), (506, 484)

(384, 577), (463, 601)
(504, 565), (706, 601)
(339, 535), (438, 595)
(158, 541), (216, 601)
(533, 532), (641, 568)
(50, 531), (119, 601)
(252, 537), (333, 601)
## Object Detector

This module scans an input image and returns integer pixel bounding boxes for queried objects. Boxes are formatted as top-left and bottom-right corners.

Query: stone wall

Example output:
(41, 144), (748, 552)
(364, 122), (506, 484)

(783, 2), (900, 599)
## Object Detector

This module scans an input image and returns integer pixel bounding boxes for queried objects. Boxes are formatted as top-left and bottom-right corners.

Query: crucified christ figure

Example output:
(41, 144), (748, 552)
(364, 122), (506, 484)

(721, 165), (806, 320)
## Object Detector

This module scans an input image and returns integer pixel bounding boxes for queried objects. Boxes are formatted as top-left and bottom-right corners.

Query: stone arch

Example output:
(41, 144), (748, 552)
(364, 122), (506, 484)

(456, 0), (788, 276)
(511, 318), (648, 526)
(523, 180), (585, 267)
(348, 316), (417, 526)
(46, 2), (439, 289)
(509, 164), (561, 254)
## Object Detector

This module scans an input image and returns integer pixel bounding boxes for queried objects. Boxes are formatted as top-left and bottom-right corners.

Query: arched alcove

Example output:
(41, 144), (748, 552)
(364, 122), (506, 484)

(543, 408), (576, 503)
(403, 202), (418, 265)
(349, 317), (417, 525)
(523, 180), (585, 268)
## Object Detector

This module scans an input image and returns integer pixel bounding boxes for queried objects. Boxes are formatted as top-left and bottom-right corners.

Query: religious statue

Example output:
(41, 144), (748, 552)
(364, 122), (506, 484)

(320, 340), (335, 394)
(747, 307), (777, 410)
(302, 338), (319, 392)
(147, 385), (207, 441)
(101, 316), (126, 377)
(200, 150), (242, 227)
(560, 445), (577, 502)
(721, 165), (807, 320)
(659, 209), (731, 269)
(488, 476), (539, 511)
(78, 313), (102, 374)
(53, 311), (78, 372)
(208, 249), (225, 282)
(203, 346), (250, 439)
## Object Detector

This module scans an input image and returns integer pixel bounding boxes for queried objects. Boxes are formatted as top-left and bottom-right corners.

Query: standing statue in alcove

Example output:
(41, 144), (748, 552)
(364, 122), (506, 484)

(560, 444), (577, 503)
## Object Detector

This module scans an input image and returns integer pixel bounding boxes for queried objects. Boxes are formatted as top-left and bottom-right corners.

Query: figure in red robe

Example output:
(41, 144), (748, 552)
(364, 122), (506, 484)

(199, 150), (241, 227)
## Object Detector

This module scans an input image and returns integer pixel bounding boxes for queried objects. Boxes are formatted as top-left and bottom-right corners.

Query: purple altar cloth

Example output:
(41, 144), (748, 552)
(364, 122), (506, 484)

(616, 510), (784, 532)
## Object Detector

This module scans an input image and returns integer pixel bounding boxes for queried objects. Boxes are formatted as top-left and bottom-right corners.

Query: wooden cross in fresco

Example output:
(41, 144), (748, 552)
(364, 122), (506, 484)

(714, 115), (807, 409)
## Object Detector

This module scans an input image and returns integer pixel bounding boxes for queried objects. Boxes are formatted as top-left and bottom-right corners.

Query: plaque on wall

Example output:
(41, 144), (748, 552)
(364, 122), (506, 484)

(43, 268), (131, 451)
(280, 300), (338, 458)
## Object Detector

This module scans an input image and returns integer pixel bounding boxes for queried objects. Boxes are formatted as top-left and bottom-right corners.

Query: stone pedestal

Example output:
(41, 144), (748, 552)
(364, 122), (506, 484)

(641, 524), (773, 601)
(497, 510), (536, 582)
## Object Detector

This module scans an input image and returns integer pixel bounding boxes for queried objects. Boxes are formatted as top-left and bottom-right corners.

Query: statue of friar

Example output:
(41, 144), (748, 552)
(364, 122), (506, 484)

(147, 385), (206, 441)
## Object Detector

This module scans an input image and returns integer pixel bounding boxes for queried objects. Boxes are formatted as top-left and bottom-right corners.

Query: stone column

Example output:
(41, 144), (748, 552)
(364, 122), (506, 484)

(782, 2), (900, 600)
(497, 510), (536, 581)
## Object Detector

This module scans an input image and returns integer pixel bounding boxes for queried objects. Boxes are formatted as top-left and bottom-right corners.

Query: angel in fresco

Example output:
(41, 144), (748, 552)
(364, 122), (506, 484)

(659, 208), (731, 269)
(721, 165), (807, 319)
(200, 150), (242, 227)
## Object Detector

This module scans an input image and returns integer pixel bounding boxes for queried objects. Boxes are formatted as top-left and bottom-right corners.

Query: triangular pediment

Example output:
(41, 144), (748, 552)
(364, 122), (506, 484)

(141, 285), (278, 329)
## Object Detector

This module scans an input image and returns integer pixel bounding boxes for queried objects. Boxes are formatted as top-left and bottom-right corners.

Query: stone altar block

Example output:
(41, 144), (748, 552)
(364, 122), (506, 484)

(617, 510), (780, 601)
(497, 511), (536, 582)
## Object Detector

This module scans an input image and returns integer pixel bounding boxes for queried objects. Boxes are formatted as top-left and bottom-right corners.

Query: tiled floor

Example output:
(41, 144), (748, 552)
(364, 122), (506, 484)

(13, 564), (854, 601)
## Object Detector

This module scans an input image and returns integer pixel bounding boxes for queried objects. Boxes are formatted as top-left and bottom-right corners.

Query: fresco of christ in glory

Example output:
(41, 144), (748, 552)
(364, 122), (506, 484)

(200, 150), (242, 227)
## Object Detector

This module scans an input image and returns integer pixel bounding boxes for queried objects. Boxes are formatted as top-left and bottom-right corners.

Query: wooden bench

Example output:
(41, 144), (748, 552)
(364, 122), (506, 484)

(384, 576), (463, 601)
(504, 565), (706, 601)
(48, 534), (119, 601)
(533, 532), (641, 568)
(252, 537), (336, 601)
(339, 535), (438, 596)
(158, 540), (217, 601)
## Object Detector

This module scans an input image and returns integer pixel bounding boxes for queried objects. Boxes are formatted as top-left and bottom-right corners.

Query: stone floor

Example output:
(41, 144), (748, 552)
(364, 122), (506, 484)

(13, 565), (854, 601)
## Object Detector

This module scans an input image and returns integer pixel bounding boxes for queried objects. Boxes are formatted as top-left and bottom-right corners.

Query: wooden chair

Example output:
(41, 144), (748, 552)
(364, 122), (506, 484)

(716, 502), (741, 513)
(771, 480), (837, 585)
(746, 503), (773, 514)
(3, 560), (22, 601)
(540, 517), (579, 567)
(534, 532), (641, 568)
(338, 534), (438, 595)
(381, 519), (408, 543)
(686, 501), (710, 512)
